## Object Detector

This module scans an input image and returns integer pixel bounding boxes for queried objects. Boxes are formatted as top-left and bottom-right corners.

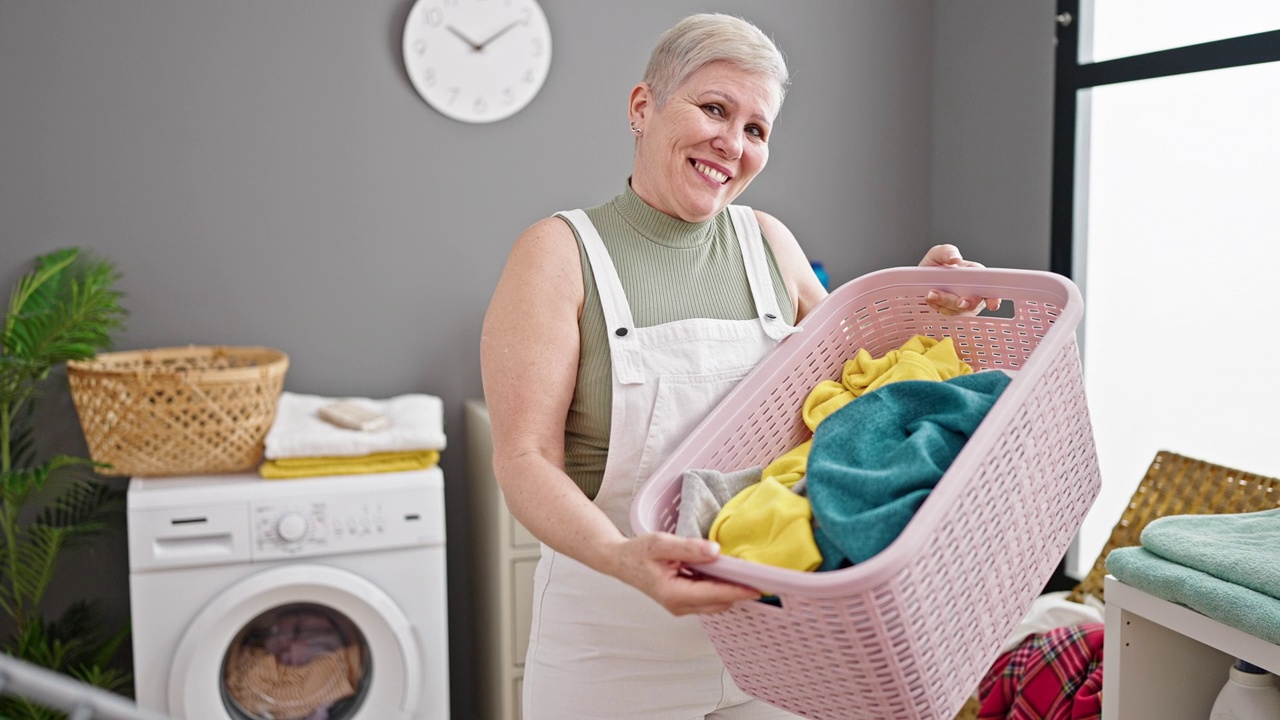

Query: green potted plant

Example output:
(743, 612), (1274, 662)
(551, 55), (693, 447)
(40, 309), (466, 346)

(0, 248), (130, 718)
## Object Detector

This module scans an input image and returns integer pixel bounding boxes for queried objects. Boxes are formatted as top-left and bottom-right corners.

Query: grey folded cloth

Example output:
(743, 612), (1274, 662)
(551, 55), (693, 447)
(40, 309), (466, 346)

(676, 466), (763, 539)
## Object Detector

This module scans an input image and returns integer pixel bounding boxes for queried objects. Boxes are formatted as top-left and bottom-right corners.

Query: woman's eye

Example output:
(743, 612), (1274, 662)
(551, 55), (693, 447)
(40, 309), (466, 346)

(746, 125), (765, 139)
(702, 104), (724, 117)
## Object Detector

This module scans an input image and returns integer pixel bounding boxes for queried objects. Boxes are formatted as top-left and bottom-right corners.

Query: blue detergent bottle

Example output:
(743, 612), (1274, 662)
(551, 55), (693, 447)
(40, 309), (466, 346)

(1209, 659), (1280, 719)
(810, 261), (830, 291)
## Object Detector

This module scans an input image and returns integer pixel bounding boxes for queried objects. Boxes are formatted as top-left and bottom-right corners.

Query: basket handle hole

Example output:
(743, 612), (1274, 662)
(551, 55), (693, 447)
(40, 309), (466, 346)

(977, 298), (1015, 319)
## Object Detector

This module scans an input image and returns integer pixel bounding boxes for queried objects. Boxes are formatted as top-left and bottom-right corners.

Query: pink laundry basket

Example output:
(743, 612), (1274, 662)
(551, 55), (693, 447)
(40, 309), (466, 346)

(630, 266), (1100, 720)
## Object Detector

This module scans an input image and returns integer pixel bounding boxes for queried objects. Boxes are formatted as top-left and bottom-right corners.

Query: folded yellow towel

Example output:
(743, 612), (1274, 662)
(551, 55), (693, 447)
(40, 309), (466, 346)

(259, 450), (440, 479)
(710, 475), (822, 572)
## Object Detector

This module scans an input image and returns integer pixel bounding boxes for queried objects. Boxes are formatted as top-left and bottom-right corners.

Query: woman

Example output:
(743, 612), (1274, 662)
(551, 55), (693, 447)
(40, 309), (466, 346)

(480, 13), (994, 719)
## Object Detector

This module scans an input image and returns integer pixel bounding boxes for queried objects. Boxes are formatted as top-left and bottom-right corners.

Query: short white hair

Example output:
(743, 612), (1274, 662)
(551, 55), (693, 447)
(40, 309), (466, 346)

(642, 13), (789, 110)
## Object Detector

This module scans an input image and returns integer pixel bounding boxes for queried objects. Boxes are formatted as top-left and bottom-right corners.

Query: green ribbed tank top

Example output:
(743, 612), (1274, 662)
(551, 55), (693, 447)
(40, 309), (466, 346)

(562, 184), (796, 499)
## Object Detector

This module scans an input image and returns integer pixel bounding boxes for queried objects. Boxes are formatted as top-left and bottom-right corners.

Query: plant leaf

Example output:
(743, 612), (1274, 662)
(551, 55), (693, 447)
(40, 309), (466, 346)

(33, 475), (119, 535)
(13, 524), (69, 612)
(0, 695), (64, 720)
(4, 249), (127, 373)
(4, 249), (78, 351)
(2, 456), (89, 506)
(0, 248), (130, 716)
(90, 620), (131, 672)
(48, 600), (128, 671)
(69, 663), (131, 695)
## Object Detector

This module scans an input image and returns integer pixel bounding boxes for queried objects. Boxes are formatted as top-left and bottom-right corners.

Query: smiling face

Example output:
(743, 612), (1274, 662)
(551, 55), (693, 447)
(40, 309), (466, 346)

(628, 61), (781, 223)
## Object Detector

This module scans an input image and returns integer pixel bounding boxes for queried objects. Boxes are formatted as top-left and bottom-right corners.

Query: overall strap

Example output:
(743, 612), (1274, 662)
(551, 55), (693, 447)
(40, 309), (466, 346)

(557, 210), (645, 385)
(728, 205), (801, 341)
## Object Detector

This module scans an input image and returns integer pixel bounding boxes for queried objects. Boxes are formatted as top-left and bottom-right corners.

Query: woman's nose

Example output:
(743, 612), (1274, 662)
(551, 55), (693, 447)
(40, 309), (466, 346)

(712, 127), (743, 160)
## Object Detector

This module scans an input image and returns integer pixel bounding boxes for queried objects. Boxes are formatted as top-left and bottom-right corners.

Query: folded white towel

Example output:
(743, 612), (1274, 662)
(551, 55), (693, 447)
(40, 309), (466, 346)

(264, 392), (446, 459)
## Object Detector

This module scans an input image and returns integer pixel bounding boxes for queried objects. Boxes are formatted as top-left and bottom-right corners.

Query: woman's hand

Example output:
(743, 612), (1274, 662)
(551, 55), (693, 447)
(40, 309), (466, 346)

(609, 532), (761, 616)
(918, 244), (1001, 316)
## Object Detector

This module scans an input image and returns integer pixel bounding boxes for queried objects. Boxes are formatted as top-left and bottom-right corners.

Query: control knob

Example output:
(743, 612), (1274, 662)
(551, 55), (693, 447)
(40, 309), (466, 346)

(276, 511), (309, 543)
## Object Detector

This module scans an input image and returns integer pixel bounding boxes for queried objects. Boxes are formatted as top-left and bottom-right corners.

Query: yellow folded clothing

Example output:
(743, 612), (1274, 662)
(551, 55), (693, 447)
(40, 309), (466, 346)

(259, 450), (440, 479)
(710, 475), (822, 573)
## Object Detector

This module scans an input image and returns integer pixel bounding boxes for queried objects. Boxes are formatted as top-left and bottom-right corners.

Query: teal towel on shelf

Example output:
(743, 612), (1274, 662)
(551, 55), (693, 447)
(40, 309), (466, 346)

(807, 371), (1011, 571)
(1140, 508), (1280, 600)
(1107, 545), (1280, 645)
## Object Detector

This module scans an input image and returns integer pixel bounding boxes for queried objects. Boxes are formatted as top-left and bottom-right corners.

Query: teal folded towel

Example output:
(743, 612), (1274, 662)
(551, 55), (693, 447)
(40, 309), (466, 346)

(1140, 508), (1280, 600)
(1107, 545), (1280, 644)
(807, 371), (1011, 570)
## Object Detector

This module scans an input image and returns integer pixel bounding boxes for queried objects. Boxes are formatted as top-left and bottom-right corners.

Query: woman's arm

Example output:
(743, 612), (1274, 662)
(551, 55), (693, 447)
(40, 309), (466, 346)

(480, 217), (760, 615)
(755, 210), (828, 321)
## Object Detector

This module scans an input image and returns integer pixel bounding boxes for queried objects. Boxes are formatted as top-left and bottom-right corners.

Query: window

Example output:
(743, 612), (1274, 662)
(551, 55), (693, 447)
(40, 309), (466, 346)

(1088, 0), (1280, 62)
(1052, 1), (1280, 577)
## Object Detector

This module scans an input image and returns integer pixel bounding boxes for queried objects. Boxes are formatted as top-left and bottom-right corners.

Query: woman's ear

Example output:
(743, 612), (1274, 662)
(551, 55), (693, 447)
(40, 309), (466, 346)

(628, 82), (652, 127)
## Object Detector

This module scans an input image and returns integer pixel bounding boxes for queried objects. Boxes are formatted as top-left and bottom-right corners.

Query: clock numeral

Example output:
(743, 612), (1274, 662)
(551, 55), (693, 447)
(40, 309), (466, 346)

(501, 87), (515, 106)
(520, 7), (531, 24)
(412, 39), (427, 55)
(473, 96), (489, 115)
(523, 69), (535, 84)
(532, 38), (543, 57)
(423, 68), (437, 87)
(426, 7), (444, 26)
(448, 87), (460, 105)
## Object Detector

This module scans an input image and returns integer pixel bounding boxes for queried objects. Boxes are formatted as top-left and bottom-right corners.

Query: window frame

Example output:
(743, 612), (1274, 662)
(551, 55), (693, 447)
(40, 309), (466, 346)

(1050, 0), (1280, 277)
(1044, 2), (1279, 587)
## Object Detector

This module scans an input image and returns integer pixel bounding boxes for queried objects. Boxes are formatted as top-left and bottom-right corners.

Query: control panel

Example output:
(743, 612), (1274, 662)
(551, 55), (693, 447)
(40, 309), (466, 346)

(250, 486), (444, 560)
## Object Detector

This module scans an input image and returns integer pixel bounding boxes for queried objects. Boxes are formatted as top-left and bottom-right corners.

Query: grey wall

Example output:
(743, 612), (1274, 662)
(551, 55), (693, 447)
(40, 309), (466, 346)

(930, 0), (1057, 269)
(0, 1), (1055, 717)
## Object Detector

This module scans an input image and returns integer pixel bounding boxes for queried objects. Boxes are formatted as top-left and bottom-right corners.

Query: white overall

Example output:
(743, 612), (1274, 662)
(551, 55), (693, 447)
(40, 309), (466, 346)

(522, 206), (801, 719)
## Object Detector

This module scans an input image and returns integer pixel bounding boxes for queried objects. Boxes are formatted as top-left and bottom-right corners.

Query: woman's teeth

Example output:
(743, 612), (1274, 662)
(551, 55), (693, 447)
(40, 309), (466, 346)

(693, 161), (729, 184)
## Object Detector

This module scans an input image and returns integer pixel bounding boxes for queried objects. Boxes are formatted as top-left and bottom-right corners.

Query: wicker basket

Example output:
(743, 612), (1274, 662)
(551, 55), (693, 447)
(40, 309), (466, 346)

(631, 267), (1100, 720)
(66, 345), (289, 477)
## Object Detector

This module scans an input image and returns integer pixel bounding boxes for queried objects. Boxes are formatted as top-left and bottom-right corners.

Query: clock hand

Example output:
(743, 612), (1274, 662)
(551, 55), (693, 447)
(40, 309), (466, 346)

(474, 19), (523, 50)
(446, 25), (483, 51)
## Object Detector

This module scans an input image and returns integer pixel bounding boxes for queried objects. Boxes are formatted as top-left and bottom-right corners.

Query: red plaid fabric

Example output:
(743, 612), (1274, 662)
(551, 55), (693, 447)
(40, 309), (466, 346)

(977, 622), (1105, 720)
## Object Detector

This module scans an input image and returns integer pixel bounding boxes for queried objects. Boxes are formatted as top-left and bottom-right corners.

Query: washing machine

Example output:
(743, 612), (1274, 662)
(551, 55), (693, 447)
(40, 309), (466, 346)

(127, 468), (449, 720)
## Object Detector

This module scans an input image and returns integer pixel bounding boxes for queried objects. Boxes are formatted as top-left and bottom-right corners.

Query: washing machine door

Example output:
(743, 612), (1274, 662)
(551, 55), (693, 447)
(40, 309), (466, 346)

(169, 564), (423, 720)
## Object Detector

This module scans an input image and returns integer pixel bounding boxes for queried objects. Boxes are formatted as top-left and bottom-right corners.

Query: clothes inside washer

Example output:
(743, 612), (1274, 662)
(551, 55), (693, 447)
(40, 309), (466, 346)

(223, 606), (367, 720)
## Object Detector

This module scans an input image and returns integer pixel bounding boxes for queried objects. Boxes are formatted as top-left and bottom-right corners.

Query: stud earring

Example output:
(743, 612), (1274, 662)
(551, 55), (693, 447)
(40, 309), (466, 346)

(629, 123), (642, 136)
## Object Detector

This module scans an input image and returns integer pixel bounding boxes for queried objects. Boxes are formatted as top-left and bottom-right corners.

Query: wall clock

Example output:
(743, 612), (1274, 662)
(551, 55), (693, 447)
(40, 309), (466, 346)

(403, 0), (553, 124)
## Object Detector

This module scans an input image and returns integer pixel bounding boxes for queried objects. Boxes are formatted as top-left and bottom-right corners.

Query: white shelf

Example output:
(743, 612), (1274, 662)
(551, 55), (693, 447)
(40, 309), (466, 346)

(1103, 576), (1280, 720)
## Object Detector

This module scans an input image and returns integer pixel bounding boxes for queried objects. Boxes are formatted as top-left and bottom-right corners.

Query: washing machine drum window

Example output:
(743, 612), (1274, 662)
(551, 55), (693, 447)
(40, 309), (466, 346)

(221, 603), (372, 720)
